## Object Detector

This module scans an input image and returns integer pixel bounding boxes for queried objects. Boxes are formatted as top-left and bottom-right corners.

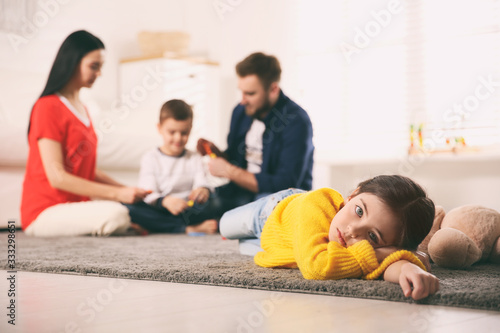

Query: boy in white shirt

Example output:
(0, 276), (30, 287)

(125, 100), (218, 234)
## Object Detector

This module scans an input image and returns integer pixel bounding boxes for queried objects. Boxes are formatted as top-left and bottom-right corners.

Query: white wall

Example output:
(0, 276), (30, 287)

(0, 0), (301, 148)
(1, 0), (499, 215)
(313, 156), (500, 212)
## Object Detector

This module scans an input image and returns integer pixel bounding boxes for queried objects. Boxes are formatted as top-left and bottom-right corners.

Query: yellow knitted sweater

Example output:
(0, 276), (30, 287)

(254, 188), (425, 280)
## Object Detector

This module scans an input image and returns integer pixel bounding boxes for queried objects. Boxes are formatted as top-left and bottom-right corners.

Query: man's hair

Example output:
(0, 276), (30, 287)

(236, 52), (281, 89)
(159, 99), (193, 124)
(353, 175), (435, 250)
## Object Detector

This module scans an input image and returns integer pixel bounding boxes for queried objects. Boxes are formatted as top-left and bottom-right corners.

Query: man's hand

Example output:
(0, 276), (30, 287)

(208, 157), (234, 178)
(162, 196), (189, 215)
(197, 138), (223, 157)
(198, 138), (259, 193)
(399, 262), (439, 300)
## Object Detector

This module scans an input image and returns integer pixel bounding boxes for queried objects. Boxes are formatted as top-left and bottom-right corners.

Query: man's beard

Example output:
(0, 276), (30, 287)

(247, 95), (273, 120)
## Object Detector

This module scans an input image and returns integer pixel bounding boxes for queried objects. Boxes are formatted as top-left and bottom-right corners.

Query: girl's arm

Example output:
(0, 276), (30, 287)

(383, 260), (439, 300)
(39, 138), (147, 204)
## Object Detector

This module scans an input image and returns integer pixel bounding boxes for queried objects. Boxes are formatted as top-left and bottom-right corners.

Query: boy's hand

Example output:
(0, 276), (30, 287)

(188, 187), (210, 204)
(162, 196), (189, 215)
(399, 262), (439, 300)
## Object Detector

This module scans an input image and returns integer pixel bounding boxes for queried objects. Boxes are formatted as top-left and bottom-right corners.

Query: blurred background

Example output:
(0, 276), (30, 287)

(0, 0), (499, 227)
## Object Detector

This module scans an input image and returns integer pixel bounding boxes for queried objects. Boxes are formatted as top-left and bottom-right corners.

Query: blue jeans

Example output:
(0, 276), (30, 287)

(124, 199), (217, 233)
(219, 188), (305, 255)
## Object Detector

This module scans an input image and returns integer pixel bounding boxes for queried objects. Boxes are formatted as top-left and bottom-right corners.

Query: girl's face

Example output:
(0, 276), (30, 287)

(157, 118), (192, 156)
(75, 49), (105, 88)
(328, 192), (402, 249)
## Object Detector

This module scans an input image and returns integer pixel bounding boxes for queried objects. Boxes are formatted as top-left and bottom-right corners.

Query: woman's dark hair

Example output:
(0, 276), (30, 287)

(353, 175), (435, 250)
(40, 30), (104, 98)
(236, 52), (281, 90)
(27, 30), (105, 135)
(159, 99), (193, 124)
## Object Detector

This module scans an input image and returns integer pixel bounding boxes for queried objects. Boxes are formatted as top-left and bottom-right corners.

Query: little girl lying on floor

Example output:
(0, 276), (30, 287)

(220, 175), (439, 300)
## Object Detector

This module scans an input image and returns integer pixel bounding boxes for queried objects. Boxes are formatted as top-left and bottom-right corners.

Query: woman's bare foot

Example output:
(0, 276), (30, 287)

(186, 219), (218, 235)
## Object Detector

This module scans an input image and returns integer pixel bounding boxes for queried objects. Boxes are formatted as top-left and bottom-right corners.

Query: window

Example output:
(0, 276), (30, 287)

(293, 0), (500, 162)
(420, 0), (500, 153)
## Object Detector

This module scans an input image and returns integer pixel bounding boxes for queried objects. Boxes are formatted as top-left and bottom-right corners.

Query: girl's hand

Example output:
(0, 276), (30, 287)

(399, 262), (439, 300)
(189, 187), (210, 204)
(162, 196), (189, 215)
(116, 187), (148, 204)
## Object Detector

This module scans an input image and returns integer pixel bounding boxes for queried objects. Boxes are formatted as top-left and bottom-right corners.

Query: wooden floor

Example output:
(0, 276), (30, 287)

(1, 270), (499, 333)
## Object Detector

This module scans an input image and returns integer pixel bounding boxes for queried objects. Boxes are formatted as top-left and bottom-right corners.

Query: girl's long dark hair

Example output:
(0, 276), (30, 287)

(27, 30), (105, 135)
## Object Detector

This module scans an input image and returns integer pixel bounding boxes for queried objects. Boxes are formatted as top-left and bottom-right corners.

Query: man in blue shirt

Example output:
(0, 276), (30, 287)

(198, 52), (314, 216)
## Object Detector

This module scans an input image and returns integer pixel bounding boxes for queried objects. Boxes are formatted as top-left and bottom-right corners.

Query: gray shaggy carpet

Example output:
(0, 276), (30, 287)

(1, 232), (499, 311)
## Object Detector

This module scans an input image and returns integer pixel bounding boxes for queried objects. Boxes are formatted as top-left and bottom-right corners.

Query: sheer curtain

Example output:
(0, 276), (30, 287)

(293, 0), (500, 163)
(421, 0), (500, 151)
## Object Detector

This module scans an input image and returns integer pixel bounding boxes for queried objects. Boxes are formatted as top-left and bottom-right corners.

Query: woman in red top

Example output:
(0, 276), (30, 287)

(21, 30), (148, 236)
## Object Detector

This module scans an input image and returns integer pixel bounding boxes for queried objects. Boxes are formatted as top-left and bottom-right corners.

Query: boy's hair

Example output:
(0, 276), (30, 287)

(353, 175), (435, 250)
(236, 52), (281, 90)
(159, 99), (193, 124)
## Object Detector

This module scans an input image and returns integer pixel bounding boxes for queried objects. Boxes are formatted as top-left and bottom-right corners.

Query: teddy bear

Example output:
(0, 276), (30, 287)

(418, 205), (500, 269)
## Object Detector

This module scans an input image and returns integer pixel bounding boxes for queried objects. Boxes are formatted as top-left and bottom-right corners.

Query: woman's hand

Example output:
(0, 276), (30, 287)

(189, 187), (210, 204)
(116, 187), (148, 204)
(162, 196), (189, 215)
(399, 262), (439, 300)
